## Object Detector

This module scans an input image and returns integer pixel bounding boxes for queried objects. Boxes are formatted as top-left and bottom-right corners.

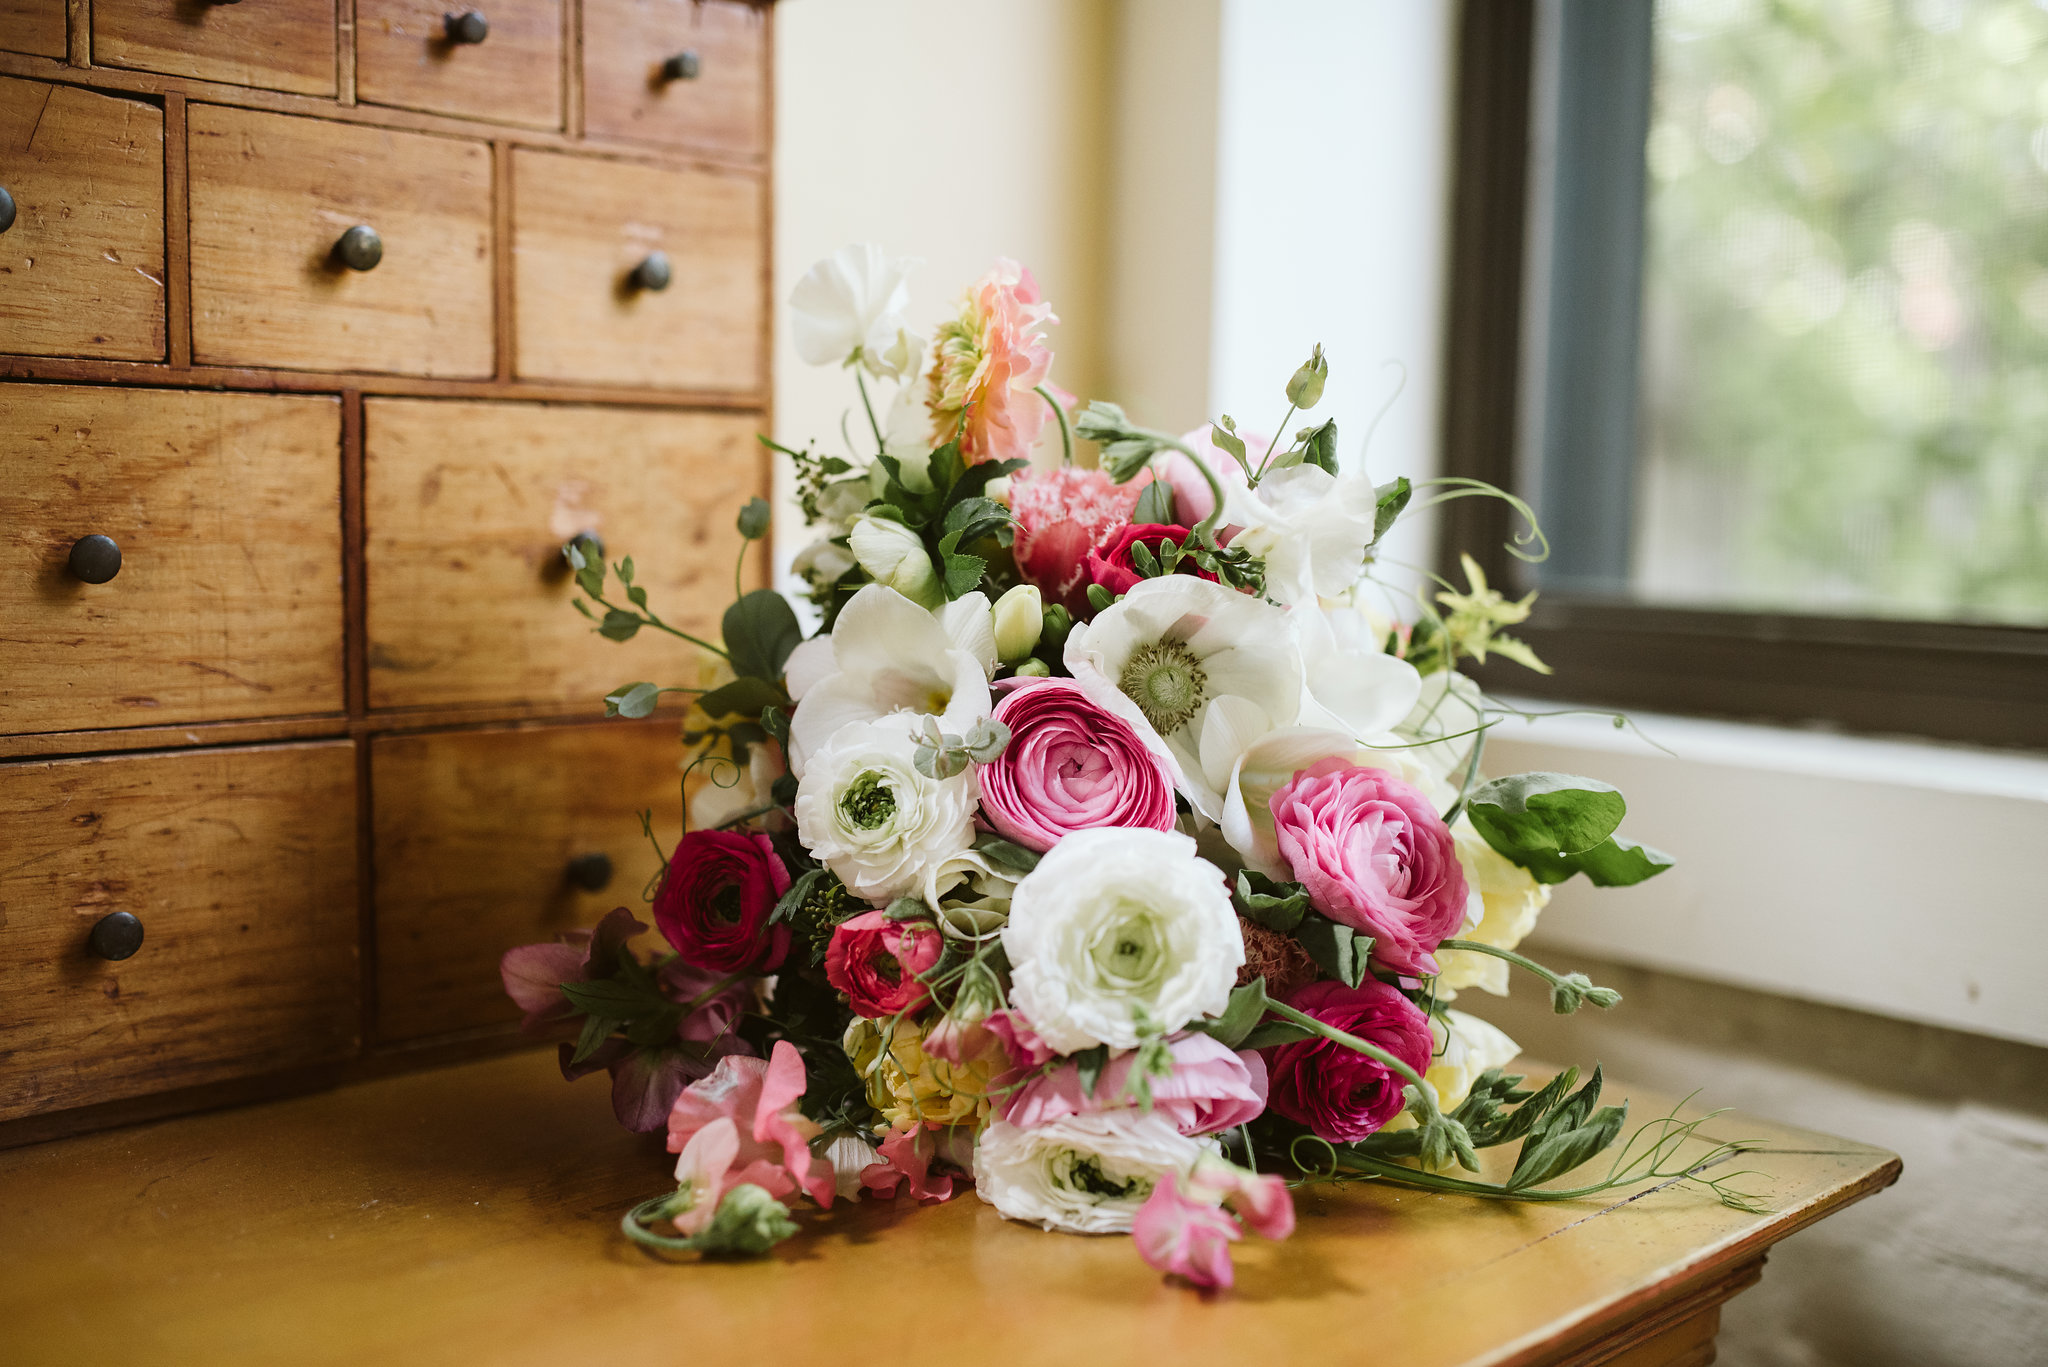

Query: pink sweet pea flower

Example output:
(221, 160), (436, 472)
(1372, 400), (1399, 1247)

(1189, 1152), (1295, 1239)
(669, 1117), (743, 1237)
(978, 679), (1177, 852)
(1002, 1034), (1269, 1136)
(1133, 1172), (1242, 1290)
(980, 1007), (1058, 1070)
(1005, 466), (1142, 614)
(859, 1124), (971, 1203)
(667, 1041), (834, 1209)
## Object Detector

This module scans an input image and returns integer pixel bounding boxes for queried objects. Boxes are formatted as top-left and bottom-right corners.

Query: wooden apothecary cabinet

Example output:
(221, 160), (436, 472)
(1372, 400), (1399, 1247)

(0, 0), (773, 1143)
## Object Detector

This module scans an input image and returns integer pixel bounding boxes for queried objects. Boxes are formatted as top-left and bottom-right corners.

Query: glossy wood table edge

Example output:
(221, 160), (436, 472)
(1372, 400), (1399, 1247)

(0, 1054), (1900, 1367)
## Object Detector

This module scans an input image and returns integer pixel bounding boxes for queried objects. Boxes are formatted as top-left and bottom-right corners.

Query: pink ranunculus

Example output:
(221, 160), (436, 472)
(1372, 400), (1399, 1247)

(653, 829), (793, 975)
(1133, 1172), (1242, 1289)
(1002, 1034), (1269, 1136)
(667, 1040), (834, 1208)
(1262, 979), (1434, 1142)
(1082, 523), (1222, 600)
(1005, 466), (1142, 614)
(1269, 757), (1469, 977)
(978, 679), (1177, 851)
(824, 911), (944, 1018)
(927, 260), (1059, 466)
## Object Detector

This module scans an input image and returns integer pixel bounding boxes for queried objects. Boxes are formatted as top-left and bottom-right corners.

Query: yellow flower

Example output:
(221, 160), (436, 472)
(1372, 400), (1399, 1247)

(1433, 554), (1550, 673)
(1438, 827), (1551, 998)
(844, 1015), (1002, 1131)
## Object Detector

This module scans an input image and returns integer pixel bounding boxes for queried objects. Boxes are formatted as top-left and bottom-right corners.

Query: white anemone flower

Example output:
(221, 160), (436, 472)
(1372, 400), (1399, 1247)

(1064, 576), (1302, 820)
(789, 243), (926, 380)
(792, 715), (977, 903)
(785, 584), (995, 780)
(1294, 605), (1424, 738)
(1223, 464), (1381, 606)
(1002, 827), (1242, 1053)
(974, 1111), (1208, 1234)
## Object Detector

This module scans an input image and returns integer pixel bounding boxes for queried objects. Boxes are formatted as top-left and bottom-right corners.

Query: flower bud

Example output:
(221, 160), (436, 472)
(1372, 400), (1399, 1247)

(849, 515), (942, 609)
(693, 1183), (798, 1256)
(1012, 658), (1051, 678)
(992, 583), (1044, 663)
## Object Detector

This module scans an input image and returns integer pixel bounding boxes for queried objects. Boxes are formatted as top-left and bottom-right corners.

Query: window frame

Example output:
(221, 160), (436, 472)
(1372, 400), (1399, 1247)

(1437, 0), (2048, 749)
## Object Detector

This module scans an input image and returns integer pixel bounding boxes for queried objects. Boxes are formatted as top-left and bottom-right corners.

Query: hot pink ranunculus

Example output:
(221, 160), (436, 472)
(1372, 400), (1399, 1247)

(824, 911), (944, 1018)
(1133, 1172), (1241, 1289)
(1002, 1034), (1268, 1136)
(1269, 757), (1469, 977)
(1262, 979), (1434, 1142)
(653, 829), (792, 975)
(927, 260), (1059, 466)
(1006, 466), (1142, 614)
(1082, 523), (1221, 600)
(667, 1040), (834, 1208)
(979, 679), (1177, 851)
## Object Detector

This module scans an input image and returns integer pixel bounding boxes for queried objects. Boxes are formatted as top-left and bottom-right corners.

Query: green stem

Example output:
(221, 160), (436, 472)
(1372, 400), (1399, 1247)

(853, 364), (888, 456)
(1036, 384), (1072, 466)
(1264, 1001), (1431, 1096)
(1440, 723), (1490, 825)
(621, 1191), (702, 1252)
(591, 592), (730, 660)
(1439, 938), (1588, 998)
(1253, 403), (1297, 481)
(1326, 1150), (1624, 1203)
(1151, 432), (1229, 553)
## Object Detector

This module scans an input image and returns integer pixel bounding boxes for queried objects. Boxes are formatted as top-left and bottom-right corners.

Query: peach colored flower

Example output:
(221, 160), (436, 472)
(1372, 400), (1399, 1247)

(927, 260), (1058, 465)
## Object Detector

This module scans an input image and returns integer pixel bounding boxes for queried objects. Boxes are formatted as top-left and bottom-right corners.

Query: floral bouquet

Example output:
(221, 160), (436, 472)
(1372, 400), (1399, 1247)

(502, 245), (1752, 1289)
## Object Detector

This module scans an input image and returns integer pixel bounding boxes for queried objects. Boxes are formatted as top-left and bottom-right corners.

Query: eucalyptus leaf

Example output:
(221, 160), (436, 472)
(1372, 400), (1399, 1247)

(737, 497), (772, 541)
(605, 681), (662, 719)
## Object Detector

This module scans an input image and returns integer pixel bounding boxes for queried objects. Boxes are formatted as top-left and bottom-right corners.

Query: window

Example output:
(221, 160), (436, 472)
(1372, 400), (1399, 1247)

(1440, 0), (2048, 746)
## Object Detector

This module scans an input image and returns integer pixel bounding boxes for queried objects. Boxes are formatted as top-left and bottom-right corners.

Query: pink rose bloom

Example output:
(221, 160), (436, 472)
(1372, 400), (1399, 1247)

(824, 911), (944, 1018)
(1006, 466), (1142, 613)
(1002, 1034), (1268, 1136)
(1262, 979), (1434, 1142)
(667, 1040), (834, 1209)
(1133, 1172), (1241, 1289)
(927, 259), (1058, 466)
(1269, 757), (1469, 977)
(978, 679), (1177, 851)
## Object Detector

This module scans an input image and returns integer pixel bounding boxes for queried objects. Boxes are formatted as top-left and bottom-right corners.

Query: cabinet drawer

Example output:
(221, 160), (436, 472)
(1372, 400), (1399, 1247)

(372, 721), (681, 1042)
(189, 105), (494, 378)
(0, 385), (345, 735)
(581, 0), (766, 158)
(0, 0), (65, 58)
(92, 0), (337, 97)
(511, 148), (763, 390)
(363, 398), (758, 711)
(0, 80), (164, 362)
(0, 742), (359, 1122)
(357, 0), (563, 131)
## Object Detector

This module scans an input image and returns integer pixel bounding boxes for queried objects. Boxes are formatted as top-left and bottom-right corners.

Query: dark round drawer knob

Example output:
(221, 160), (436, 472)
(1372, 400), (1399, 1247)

(0, 185), (15, 235)
(661, 50), (701, 81)
(334, 225), (383, 272)
(631, 251), (672, 293)
(88, 911), (145, 962)
(565, 530), (604, 565)
(68, 534), (122, 584)
(567, 852), (614, 892)
(444, 9), (489, 43)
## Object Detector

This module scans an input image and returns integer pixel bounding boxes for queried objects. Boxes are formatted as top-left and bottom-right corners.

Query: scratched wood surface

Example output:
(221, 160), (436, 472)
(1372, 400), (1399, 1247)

(0, 1052), (1899, 1367)
(0, 0), (65, 64)
(90, 0), (339, 97)
(354, 0), (564, 131)
(579, 0), (767, 158)
(0, 78), (165, 361)
(0, 385), (345, 734)
(0, 742), (360, 1122)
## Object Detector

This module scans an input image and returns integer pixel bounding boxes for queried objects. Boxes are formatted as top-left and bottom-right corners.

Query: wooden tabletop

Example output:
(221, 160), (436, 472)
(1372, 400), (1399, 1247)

(0, 1051), (1898, 1367)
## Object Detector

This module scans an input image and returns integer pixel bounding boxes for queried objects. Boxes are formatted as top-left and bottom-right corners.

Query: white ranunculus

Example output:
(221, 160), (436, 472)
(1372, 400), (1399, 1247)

(1295, 605), (1423, 738)
(793, 716), (977, 903)
(785, 584), (994, 779)
(1065, 576), (1302, 820)
(1386, 1010), (1521, 1134)
(1438, 826), (1551, 997)
(1223, 463), (1380, 606)
(1217, 727), (1458, 878)
(789, 243), (926, 380)
(849, 515), (942, 610)
(973, 1112), (1207, 1234)
(1002, 827), (1243, 1053)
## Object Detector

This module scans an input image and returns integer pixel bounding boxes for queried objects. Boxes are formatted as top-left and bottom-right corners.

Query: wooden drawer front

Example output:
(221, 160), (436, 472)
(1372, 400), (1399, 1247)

(0, 386), (345, 735)
(92, 0), (337, 97)
(0, 742), (360, 1122)
(357, 0), (563, 131)
(581, 0), (766, 158)
(0, 80), (165, 362)
(189, 105), (494, 378)
(372, 721), (680, 1041)
(511, 148), (763, 390)
(0, 0), (65, 58)
(363, 398), (757, 710)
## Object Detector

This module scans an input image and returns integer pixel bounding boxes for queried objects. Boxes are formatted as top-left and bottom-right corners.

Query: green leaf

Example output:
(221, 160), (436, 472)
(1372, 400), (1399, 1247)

(1468, 772), (1628, 861)
(927, 443), (966, 501)
(943, 495), (1009, 539)
(561, 976), (666, 1018)
(598, 609), (643, 641)
(971, 834), (1042, 875)
(697, 675), (788, 720)
(576, 564), (607, 599)
(1132, 479), (1176, 525)
(605, 681), (662, 719)
(943, 455), (1026, 511)
(1130, 538), (1161, 578)
(1571, 835), (1676, 887)
(1293, 914), (1370, 988)
(1286, 344), (1328, 408)
(1099, 438), (1157, 482)
(760, 704), (790, 745)
(1209, 421), (1247, 466)
(1233, 870), (1309, 932)
(1074, 1045), (1110, 1097)
(771, 867), (831, 925)
(737, 497), (772, 541)
(1372, 476), (1412, 543)
(1238, 1020), (1315, 1050)
(618, 556), (636, 585)
(1085, 583), (1114, 614)
(941, 551), (985, 599)
(1192, 978), (1271, 1050)
(722, 590), (802, 681)
(569, 1013), (619, 1067)
(1509, 1101), (1630, 1191)
(1301, 418), (1339, 474)
(622, 1005), (684, 1047)
(625, 584), (649, 608)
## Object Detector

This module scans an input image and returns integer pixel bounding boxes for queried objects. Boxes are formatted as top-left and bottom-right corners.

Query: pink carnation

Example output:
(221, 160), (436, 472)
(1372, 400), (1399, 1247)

(978, 679), (1177, 851)
(1269, 757), (1469, 977)
(1002, 1034), (1268, 1136)
(1006, 466), (1141, 614)
(667, 1041), (834, 1210)
(927, 260), (1058, 466)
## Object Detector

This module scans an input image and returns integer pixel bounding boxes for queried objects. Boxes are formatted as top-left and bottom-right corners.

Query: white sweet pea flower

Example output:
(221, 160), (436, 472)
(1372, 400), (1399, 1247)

(849, 515), (942, 609)
(1224, 464), (1380, 606)
(790, 537), (857, 593)
(1065, 576), (1302, 820)
(785, 584), (994, 779)
(1294, 605), (1423, 738)
(793, 715), (977, 903)
(1003, 826), (1242, 1053)
(789, 243), (926, 380)
(974, 1111), (1208, 1234)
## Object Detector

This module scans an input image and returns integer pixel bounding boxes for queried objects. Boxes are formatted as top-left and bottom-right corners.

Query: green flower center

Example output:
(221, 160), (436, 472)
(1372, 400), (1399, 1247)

(1118, 639), (1209, 735)
(1087, 903), (1169, 993)
(1054, 1153), (1148, 1201)
(839, 770), (899, 831)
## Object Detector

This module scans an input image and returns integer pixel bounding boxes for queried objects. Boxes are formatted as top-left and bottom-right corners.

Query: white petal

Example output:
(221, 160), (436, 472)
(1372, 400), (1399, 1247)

(1198, 694), (1273, 799)
(783, 635), (837, 702)
(1218, 726), (1362, 876)
(938, 592), (998, 677)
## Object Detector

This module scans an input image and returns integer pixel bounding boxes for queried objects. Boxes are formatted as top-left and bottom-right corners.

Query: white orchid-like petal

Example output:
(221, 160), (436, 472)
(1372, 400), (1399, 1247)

(1295, 606), (1423, 738)
(782, 635), (836, 703)
(938, 591), (998, 677)
(1198, 694), (1275, 799)
(789, 243), (921, 376)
